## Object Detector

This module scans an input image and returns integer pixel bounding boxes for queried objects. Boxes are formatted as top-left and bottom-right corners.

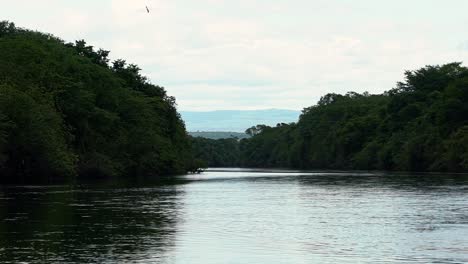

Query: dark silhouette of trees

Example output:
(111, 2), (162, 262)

(190, 137), (240, 167)
(192, 63), (468, 172)
(0, 21), (195, 183)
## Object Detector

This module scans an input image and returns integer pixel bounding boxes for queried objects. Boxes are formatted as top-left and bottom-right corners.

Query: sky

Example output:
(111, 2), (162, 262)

(1, 0), (468, 111)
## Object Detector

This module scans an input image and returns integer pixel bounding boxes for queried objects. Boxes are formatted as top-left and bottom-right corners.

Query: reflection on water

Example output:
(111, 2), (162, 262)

(0, 185), (181, 263)
(1, 169), (467, 263)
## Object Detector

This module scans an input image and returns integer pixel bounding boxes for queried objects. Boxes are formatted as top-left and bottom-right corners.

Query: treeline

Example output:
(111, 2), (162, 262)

(0, 21), (196, 183)
(193, 63), (468, 172)
(190, 137), (240, 167)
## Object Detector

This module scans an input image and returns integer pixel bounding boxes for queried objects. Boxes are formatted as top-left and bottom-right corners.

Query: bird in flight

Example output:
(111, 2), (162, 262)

(146, 6), (150, 13)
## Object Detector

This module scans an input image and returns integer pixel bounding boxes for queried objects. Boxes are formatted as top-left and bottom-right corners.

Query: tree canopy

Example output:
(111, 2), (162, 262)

(193, 63), (468, 172)
(2, 21), (467, 180)
(0, 21), (195, 183)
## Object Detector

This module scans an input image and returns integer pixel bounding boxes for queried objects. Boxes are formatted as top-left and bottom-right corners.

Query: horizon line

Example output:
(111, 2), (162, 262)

(180, 108), (302, 112)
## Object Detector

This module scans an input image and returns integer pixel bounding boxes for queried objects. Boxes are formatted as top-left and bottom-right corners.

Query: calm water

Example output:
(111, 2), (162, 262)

(1, 169), (467, 263)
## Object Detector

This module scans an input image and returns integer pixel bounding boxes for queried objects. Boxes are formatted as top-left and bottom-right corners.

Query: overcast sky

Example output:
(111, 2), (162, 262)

(1, 0), (467, 110)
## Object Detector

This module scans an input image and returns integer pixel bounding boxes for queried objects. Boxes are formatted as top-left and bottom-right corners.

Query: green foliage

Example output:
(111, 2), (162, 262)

(0, 21), (194, 183)
(187, 158), (208, 173)
(0, 112), (10, 168)
(0, 85), (77, 181)
(245, 125), (269, 136)
(199, 63), (468, 172)
(441, 126), (468, 171)
(239, 123), (297, 168)
(239, 63), (468, 172)
(190, 137), (241, 167)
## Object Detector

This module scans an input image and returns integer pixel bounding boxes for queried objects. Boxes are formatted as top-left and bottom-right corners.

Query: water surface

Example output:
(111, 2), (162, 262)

(1, 169), (467, 263)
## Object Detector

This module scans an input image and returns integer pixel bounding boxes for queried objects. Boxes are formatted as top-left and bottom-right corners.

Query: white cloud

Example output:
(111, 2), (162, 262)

(1, 0), (467, 110)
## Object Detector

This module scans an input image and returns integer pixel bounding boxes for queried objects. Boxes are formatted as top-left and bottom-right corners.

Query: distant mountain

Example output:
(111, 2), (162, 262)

(189, 131), (250, 140)
(181, 109), (301, 132)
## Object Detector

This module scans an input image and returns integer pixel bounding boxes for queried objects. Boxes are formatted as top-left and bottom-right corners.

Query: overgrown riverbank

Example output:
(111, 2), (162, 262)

(193, 63), (468, 172)
(0, 21), (197, 183)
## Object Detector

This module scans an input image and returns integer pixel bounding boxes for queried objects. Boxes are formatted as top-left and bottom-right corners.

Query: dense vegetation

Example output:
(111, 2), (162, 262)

(1, 22), (466, 180)
(190, 137), (240, 167)
(193, 63), (468, 172)
(0, 21), (196, 183)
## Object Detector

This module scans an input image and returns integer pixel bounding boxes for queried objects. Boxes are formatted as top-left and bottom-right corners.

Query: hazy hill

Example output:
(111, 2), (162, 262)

(181, 109), (300, 132)
(189, 131), (249, 140)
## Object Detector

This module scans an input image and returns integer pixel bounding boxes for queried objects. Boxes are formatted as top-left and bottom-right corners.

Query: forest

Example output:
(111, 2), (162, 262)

(1, 21), (467, 184)
(191, 137), (240, 167)
(194, 63), (468, 172)
(0, 21), (197, 183)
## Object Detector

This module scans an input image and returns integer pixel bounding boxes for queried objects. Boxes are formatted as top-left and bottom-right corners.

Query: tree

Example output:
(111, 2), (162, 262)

(0, 21), (197, 183)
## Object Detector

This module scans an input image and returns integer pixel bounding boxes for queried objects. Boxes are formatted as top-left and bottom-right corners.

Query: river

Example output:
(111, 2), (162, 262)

(1, 168), (467, 263)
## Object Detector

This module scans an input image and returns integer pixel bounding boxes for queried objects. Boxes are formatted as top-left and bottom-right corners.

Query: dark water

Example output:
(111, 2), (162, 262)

(1, 169), (467, 263)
